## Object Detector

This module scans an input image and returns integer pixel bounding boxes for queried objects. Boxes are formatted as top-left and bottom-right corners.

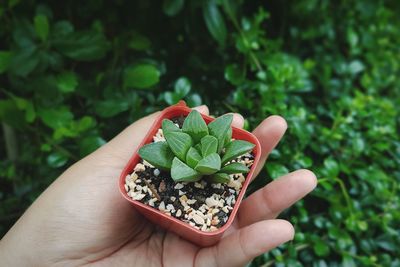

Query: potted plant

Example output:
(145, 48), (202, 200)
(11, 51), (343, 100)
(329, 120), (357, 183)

(119, 101), (261, 246)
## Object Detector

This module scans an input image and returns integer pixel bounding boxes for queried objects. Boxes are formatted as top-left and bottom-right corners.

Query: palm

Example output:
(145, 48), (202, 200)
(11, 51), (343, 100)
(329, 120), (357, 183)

(1, 106), (316, 267)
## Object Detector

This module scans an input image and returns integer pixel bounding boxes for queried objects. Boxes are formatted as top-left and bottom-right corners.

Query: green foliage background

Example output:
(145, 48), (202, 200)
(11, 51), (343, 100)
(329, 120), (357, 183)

(1, 0), (399, 266)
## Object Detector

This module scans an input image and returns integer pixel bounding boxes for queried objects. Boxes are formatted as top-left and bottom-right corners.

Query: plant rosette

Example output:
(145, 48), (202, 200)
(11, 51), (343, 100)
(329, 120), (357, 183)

(119, 101), (261, 246)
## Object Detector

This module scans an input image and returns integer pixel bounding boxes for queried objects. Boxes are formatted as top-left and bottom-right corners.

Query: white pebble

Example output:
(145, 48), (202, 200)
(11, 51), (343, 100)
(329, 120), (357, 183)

(142, 186), (148, 193)
(154, 169), (160, 176)
(192, 214), (205, 225)
(124, 184), (129, 192)
(194, 182), (204, 189)
(210, 226), (218, 231)
(222, 206), (229, 213)
(166, 204), (175, 211)
(143, 160), (154, 168)
(134, 163), (146, 172)
(174, 183), (184, 190)
(159, 201), (166, 211)
(187, 199), (197, 205)
(133, 193), (146, 200)
(206, 197), (221, 208)
(176, 209), (182, 217)
(148, 198), (156, 207)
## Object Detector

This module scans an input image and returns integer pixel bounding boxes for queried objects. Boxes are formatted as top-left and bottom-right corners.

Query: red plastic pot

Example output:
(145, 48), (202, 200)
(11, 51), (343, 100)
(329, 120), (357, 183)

(119, 101), (261, 246)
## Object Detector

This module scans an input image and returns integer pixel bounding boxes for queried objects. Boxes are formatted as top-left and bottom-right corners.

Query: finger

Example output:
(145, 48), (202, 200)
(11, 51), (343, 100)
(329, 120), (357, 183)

(252, 115), (287, 179)
(231, 113), (244, 128)
(237, 169), (317, 227)
(195, 219), (294, 267)
(192, 104), (209, 115)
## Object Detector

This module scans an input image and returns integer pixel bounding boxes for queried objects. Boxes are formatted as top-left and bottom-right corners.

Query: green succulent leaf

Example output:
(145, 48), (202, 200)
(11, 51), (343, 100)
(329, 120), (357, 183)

(224, 127), (232, 146)
(208, 172), (230, 183)
(164, 131), (192, 161)
(201, 135), (218, 156)
(195, 152), (221, 175)
(162, 119), (181, 133)
(194, 143), (202, 154)
(208, 114), (233, 153)
(182, 110), (209, 143)
(221, 140), (255, 164)
(186, 147), (202, 169)
(171, 157), (202, 182)
(138, 141), (174, 170)
(221, 162), (250, 174)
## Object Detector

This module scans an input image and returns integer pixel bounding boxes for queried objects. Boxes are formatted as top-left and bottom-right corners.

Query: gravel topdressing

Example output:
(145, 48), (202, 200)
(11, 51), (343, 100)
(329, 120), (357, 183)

(124, 116), (255, 232)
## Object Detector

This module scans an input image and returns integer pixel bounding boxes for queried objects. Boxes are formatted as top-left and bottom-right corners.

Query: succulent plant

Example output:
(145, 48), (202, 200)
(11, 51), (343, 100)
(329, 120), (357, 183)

(138, 110), (255, 183)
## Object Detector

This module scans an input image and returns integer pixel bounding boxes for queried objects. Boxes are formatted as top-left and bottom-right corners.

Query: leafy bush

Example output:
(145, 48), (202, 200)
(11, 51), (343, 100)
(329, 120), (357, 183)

(1, 0), (399, 266)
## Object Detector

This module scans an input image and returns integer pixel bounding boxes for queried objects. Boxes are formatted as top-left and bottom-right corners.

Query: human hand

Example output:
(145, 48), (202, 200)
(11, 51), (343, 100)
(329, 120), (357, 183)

(0, 105), (317, 267)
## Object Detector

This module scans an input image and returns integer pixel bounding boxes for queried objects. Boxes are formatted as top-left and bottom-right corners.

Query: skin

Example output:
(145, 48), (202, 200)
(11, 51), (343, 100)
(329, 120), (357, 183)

(0, 105), (317, 267)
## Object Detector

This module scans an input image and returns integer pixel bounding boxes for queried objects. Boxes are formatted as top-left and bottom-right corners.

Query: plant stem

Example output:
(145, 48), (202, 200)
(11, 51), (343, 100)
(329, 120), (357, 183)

(223, 3), (263, 72)
(2, 123), (18, 162)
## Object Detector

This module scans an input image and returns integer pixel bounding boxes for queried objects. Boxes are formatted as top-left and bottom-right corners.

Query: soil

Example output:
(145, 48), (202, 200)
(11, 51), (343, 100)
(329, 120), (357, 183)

(124, 116), (255, 232)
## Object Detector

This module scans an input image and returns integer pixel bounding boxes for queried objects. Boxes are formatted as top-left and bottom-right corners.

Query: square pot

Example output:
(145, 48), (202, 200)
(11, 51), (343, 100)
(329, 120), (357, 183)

(119, 101), (261, 246)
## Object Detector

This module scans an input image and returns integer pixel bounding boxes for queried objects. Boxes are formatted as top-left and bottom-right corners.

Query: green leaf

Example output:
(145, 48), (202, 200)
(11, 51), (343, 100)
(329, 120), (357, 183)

(200, 135), (218, 156)
(221, 162), (249, 174)
(209, 172), (230, 183)
(186, 147), (202, 168)
(186, 93), (202, 107)
(164, 131), (192, 161)
(9, 47), (40, 77)
(174, 77), (191, 97)
(0, 51), (12, 74)
(47, 152), (68, 168)
(79, 136), (106, 156)
(224, 127), (232, 146)
(266, 163), (289, 178)
(37, 106), (74, 129)
(225, 64), (245, 85)
(163, 0), (184, 17)
(56, 71), (78, 93)
(94, 99), (130, 118)
(13, 97), (36, 123)
(313, 239), (330, 257)
(0, 99), (26, 128)
(195, 152), (221, 175)
(182, 110), (209, 143)
(128, 32), (151, 51)
(348, 60), (364, 75)
(138, 141), (174, 170)
(324, 158), (339, 177)
(52, 20), (74, 38)
(164, 91), (179, 105)
(194, 143), (202, 152)
(171, 157), (202, 182)
(123, 64), (160, 89)
(208, 114), (233, 152)
(203, 0), (227, 47)
(162, 119), (181, 133)
(221, 140), (255, 164)
(53, 30), (109, 61)
(34, 14), (49, 42)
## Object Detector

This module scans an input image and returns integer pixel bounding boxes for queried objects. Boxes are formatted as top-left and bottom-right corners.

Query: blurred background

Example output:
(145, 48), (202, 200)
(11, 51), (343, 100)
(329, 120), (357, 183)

(0, 0), (399, 266)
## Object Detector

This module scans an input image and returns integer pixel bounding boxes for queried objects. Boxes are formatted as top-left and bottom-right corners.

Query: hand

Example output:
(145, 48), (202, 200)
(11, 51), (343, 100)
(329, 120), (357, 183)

(0, 105), (317, 267)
